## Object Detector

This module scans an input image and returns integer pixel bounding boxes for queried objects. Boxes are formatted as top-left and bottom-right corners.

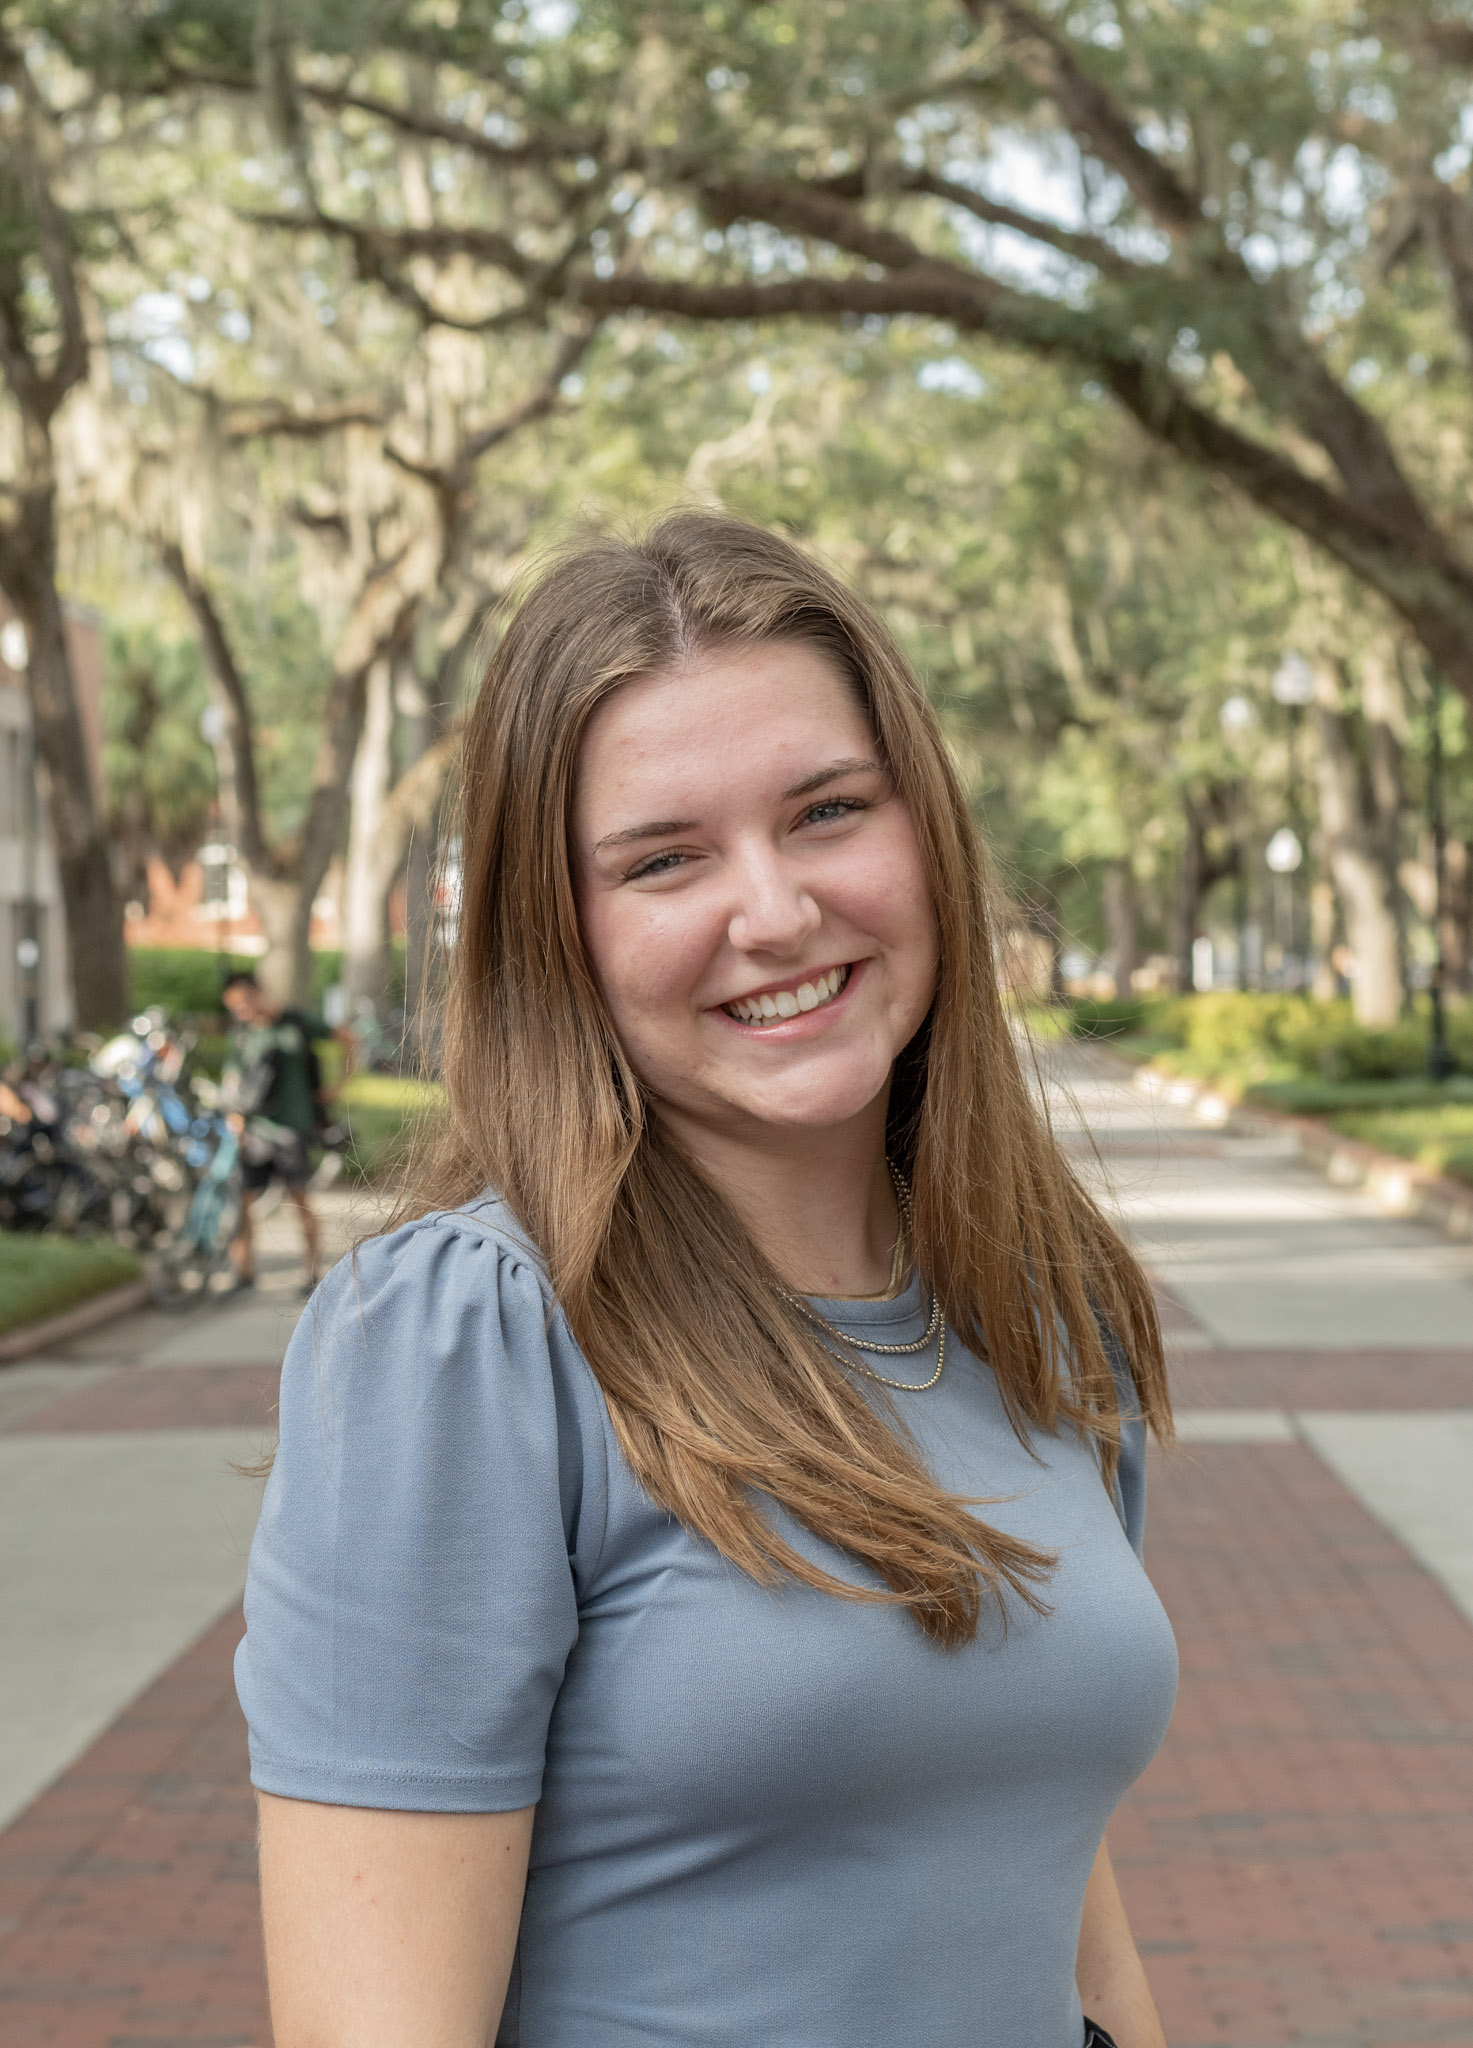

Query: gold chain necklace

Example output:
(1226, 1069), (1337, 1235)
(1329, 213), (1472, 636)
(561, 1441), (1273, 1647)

(775, 1164), (947, 1392)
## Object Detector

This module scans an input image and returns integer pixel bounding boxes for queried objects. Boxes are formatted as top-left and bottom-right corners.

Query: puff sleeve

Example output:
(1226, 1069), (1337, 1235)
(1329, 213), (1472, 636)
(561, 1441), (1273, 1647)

(235, 1212), (604, 1811)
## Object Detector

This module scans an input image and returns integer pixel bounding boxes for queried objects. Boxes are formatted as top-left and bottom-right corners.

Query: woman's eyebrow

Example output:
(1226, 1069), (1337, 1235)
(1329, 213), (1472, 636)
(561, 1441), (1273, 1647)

(592, 758), (882, 855)
(593, 817), (696, 854)
(781, 756), (883, 801)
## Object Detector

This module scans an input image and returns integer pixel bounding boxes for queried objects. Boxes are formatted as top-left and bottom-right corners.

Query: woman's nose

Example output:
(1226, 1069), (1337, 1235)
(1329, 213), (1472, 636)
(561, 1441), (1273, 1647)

(726, 848), (822, 955)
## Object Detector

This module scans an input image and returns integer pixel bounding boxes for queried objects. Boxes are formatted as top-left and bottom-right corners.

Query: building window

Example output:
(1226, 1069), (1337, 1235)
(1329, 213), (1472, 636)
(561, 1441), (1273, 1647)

(196, 843), (249, 922)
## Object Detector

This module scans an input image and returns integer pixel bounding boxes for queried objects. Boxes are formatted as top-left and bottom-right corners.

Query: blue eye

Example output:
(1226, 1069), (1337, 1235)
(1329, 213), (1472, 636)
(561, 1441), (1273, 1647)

(626, 850), (688, 881)
(803, 797), (866, 825)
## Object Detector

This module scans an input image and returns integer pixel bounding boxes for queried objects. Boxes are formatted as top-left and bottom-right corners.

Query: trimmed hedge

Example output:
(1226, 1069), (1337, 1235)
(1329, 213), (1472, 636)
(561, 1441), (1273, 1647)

(1069, 990), (1473, 1090)
(126, 944), (407, 1023)
(126, 949), (262, 1020)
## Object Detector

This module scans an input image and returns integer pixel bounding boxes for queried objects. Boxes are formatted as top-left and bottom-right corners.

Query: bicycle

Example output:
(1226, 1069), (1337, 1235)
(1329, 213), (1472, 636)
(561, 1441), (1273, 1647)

(148, 1109), (244, 1312)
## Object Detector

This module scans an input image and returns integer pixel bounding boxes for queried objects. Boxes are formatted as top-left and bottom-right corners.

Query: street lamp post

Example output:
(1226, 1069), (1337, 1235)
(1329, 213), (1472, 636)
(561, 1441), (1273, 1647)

(1219, 694), (1256, 990)
(1425, 664), (1456, 1082)
(1272, 654), (1316, 989)
(1266, 821), (1304, 985)
(0, 619), (39, 1042)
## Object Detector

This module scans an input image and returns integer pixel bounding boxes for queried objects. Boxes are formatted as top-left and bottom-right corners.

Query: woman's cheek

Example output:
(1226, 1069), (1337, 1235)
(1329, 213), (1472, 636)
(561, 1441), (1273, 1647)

(610, 901), (711, 1026)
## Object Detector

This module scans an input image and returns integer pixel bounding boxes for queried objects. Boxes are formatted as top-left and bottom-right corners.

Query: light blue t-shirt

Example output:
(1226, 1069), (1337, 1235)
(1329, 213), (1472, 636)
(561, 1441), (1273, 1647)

(236, 1196), (1177, 2047)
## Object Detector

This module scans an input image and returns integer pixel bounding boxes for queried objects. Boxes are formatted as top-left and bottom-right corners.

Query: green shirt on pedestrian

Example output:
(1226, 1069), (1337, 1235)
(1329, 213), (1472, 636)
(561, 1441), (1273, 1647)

(225, 1012), (330, 1137)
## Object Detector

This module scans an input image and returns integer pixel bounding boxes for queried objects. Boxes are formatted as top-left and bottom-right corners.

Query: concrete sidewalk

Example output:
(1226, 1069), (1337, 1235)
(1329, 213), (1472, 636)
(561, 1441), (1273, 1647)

(0, 1184), (391, 1835)
(2, 1068), (1472, 2047)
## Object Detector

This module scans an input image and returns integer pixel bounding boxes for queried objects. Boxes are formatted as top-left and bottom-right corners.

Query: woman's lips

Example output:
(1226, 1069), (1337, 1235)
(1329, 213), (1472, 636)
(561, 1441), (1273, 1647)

(717, 962), (859, 1030)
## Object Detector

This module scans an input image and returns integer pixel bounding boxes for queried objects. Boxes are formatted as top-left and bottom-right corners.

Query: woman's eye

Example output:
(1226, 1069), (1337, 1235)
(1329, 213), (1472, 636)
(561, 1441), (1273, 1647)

(626, 850), (688, 881)
(802, 797), (866, 826)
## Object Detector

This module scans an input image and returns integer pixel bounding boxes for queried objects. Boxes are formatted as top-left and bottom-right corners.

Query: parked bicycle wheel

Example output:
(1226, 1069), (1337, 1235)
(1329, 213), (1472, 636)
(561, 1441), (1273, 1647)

(150, 1174), (244, 1310)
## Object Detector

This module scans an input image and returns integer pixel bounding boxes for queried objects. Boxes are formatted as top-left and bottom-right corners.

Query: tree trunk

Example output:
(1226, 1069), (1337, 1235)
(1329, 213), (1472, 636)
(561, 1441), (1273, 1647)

(1101, 861), (1138, 1000)
(0, 491), (128, 1030)
(1309, 870), (1340, 1001)
(1361, 650), (1408, 1001)
(1312, 697), (1402, 1027)
(403, 628), (469, 1068)
(1169, 797), (1204, 995)
(1444, 838), (1471, 991)
(249, 876), (301, 1009)
(341, 658), (396, 1011)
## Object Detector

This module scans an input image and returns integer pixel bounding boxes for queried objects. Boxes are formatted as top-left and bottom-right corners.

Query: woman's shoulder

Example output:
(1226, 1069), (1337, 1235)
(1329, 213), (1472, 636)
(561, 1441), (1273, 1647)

(294, 1192), (580, 1418)
(315, 1191), (552, 1315)
(281, 1195), (610, 1521)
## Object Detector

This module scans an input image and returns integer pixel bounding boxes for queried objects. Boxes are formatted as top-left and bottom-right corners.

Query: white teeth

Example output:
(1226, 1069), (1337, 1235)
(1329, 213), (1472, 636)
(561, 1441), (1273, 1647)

(724, 964), (850, 1026)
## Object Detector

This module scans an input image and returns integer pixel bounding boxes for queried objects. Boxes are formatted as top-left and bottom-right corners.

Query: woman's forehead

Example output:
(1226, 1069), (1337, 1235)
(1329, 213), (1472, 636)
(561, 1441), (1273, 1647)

(577, 643), (872, 795)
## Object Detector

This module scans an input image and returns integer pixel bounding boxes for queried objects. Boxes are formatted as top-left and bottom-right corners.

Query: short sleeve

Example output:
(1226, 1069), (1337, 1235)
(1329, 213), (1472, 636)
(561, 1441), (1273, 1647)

(235, 1212), (597, 1811)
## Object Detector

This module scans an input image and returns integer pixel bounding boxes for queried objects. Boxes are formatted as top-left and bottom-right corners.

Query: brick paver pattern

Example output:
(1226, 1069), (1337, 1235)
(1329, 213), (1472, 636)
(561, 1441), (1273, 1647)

(1118, 1441), (1473, 2048)
(3, 1344), (1472, 2045)
(7, 1366), (281, 1435)
(0, 1609), (267, 2048)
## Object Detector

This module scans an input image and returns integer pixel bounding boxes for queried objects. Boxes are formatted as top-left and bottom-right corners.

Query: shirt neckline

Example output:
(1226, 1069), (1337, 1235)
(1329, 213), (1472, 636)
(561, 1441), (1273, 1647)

(803, 1269), (928, 1330)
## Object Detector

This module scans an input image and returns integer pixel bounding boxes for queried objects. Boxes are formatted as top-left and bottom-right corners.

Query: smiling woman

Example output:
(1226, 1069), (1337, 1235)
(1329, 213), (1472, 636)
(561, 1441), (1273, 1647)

(237, 512), (1177, 2048)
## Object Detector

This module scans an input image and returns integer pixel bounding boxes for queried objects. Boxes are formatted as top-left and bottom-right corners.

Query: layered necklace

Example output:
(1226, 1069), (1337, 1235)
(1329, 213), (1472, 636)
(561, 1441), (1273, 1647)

(774, 1162), (946, 1392)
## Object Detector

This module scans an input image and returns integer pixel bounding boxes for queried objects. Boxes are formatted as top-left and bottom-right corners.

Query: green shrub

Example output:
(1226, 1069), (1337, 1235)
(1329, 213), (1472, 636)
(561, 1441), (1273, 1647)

(125, 945), (408, 1025)
(1107, 989), (1471, 1091)
(1068, 997), (1149, 1039)
(126, 948), (261, 1021)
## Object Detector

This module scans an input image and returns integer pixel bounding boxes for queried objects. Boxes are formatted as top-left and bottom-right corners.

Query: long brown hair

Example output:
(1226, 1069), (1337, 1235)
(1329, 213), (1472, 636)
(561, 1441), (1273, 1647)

(404, 510), (1170, 1647)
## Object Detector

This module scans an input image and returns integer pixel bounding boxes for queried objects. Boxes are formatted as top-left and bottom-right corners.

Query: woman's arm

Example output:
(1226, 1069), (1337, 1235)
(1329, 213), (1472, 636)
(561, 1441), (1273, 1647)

(258, 1793), (535, 2048)
(1075, 1837), (1168, 2048)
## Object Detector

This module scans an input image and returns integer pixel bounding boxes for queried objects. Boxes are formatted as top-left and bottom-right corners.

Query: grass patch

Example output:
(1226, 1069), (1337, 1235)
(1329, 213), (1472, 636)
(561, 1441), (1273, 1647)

(1243, 1076), (1473, 1117)
(338, 1074), (445, 1184)
(1317, 1102), (1473, 1188)
(0, 1231), (141, 1336)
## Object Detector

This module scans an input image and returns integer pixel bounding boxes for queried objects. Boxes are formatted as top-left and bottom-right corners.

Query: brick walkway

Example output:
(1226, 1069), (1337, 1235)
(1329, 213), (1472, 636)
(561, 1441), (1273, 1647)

(7, 1367), (282, 1436)
(1119, 1438), (1473, 2048)
(3, 1337), (1473, 2045)
(0, 1607), (267, 2048)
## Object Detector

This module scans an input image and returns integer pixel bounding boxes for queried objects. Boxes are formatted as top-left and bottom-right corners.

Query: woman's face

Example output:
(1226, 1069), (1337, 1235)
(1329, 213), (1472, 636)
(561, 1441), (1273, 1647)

(573, 639), (940, 1147)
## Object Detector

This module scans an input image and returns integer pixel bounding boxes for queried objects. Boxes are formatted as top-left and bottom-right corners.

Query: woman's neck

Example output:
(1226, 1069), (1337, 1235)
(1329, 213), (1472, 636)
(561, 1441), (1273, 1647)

(661, 1108), (900, 1297)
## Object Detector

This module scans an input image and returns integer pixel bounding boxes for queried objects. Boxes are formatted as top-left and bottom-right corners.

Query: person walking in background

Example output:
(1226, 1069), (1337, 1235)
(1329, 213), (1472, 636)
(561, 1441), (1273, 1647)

(219, 970), (354, 1295)
(236, 513), (1177, 2047)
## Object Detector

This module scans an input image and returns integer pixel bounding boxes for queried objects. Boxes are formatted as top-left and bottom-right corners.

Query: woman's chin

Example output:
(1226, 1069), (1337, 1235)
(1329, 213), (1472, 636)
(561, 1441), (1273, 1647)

(718, 1065), (893, 1135)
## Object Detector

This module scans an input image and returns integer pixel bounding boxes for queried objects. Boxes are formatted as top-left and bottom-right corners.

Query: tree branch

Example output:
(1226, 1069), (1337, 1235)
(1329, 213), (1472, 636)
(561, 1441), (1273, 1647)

(570, 262), (1005, 326)
(222, 397), (385, 442)
(160, 543), (274, 875)
(710, 167), (1433, 550)
(377, 719), (465, 869)
(460, 321), (596, 464)
(302, 79), (600, 166)
(1420, 23), (1473, 65)
(961, 0), (1202, 235)
(698, 175), (955, 276)
(293, 575), (425, 920)
(1099, 357), (1473, 694)
(0, 39), (89, 424)
(564, 249), (1473, 693)
(244, 207), (540, 279)
(903, 169), (1153, 278)
(1422, 183), (1473, 366)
